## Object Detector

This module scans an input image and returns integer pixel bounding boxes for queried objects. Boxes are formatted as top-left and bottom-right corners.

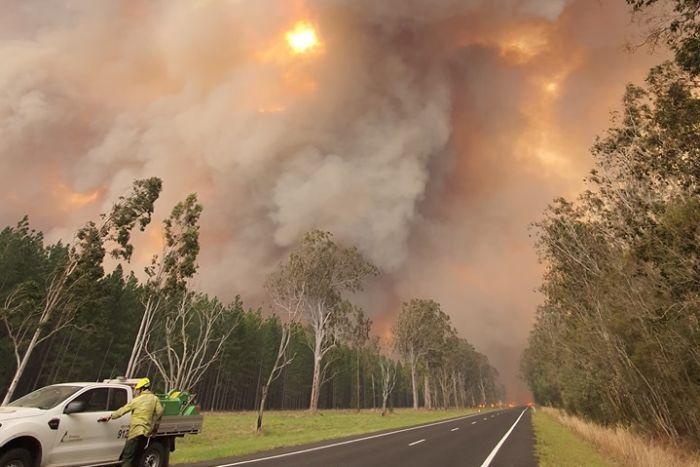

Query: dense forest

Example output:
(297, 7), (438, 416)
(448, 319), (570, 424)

(0, 187), (502, 417)
(522, 0), (700, 448)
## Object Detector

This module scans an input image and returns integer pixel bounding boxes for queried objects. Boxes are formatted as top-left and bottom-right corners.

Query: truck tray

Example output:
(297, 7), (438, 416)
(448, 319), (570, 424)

(154, 414), (203, 437)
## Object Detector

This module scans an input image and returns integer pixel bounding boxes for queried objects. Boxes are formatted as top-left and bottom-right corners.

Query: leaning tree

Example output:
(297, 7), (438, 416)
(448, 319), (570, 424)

(1, 178), (162, 404)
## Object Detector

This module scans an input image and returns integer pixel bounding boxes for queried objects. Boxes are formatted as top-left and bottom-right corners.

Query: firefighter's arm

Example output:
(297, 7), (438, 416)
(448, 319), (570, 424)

(107, 399), (136, 421)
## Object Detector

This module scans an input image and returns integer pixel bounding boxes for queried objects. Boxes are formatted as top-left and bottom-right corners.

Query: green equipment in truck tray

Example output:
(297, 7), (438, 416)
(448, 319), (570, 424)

(157, 389), (197, 416)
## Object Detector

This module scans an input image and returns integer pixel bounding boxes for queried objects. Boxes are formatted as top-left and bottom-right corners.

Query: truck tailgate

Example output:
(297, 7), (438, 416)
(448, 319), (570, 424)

(155, 414), (203, 436)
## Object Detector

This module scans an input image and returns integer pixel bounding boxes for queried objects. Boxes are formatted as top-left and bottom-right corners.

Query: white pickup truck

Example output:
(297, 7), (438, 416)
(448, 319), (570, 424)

(0, 381), (202, 467)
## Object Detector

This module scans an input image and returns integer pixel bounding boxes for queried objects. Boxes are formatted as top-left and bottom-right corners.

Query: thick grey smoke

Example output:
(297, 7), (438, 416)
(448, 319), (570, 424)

(0, 0), (660, 401)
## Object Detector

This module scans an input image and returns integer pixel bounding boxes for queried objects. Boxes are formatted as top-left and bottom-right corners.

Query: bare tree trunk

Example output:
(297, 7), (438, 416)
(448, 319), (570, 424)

(125, 295), (158, 378)
(371, 373), (376, 409)
(256, 383), (271, 433)
(257, 324), (294, 433)
(281, 366), (288, 410)
(380, 359), (396, 416)
(423, 373), (432, 409)
(438, 371), (450, 409)
(309, 355), (321, 412)
(254, 352), (264, 409)
(452, 372), (460, 408)
(355, 350), (361, 412)
(2, 270), (77, 405)
(410, 357), (419, 409)
(309, 333), (323, 412)
(381, 393), (389, 415)
(479, 375), (486, 405)
(3, 324), (43, 405)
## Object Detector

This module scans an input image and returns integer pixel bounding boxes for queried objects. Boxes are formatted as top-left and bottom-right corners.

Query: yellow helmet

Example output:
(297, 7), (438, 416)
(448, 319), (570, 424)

(134, 377), (151, 390)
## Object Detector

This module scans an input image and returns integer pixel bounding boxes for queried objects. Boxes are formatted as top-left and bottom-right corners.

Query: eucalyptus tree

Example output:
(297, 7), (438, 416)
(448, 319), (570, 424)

(274, 230), (377, 412)
(435, 334), (462, 409)
(125, 193), (202, 377)
(1, 178), (162, 404)
(339, 302), (371, 412)
(256, 254), (309, 432)
(627, 0), (700, 75)
(393, 299), (452, 409)
(523, 58), (700, 444)
(144, 293), (240, 392)
(379, 356), (397, 416)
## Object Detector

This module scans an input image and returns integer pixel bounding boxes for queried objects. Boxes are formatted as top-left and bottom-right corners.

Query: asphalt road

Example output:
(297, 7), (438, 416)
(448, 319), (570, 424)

(184, 407), (537, 467)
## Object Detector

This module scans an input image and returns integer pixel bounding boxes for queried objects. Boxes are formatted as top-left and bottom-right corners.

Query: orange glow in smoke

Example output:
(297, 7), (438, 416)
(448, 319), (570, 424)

(257, 105), (286, 114)
(54, 184), (102, 209)
(544, 81), (559, 94)
(68, 189), (99, 206)
(497, 26), (549, 64)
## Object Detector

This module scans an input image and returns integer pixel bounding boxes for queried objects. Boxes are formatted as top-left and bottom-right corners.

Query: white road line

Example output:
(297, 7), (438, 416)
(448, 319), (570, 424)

(409, 439), (426, 446)
(213, 412), (484, 466)
(471, 421), (477, 425)
(451, 427), (460, 432)
(483, 417), (488, 420)
(480, 408), (529, 467)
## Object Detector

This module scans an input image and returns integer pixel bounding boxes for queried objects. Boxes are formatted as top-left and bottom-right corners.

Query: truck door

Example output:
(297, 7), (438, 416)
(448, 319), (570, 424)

(48, 387), (127, 466)
(107, 387), (132, 454)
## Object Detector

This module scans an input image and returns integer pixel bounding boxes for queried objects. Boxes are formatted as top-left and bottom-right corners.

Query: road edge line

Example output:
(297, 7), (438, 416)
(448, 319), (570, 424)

(480, 407), (528, 467)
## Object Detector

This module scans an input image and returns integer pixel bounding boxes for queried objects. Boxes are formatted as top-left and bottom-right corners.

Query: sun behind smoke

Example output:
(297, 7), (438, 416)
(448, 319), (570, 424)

(286, 21), (320, 54)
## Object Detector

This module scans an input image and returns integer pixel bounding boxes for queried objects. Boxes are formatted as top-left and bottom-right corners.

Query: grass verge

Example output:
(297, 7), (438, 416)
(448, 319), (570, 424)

(533, 408), (613, 467)
(540, 407), (700, 467)
(172, 408), (483, 464)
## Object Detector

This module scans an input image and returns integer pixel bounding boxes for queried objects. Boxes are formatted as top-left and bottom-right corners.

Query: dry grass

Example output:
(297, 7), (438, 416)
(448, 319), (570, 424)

(542, 407), (700, 467)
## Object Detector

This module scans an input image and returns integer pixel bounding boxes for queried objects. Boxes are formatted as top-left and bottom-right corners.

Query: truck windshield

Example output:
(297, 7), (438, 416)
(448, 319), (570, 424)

(8, 385), (82, 410)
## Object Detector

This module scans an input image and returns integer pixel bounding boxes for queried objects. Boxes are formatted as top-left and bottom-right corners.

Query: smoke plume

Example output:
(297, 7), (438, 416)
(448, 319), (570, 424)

(0, 0), (661, 401)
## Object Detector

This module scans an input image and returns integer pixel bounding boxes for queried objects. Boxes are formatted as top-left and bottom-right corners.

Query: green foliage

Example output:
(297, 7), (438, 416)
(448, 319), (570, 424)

(394, 299), (451, 364)
(160, 193), (202, 292)
(523, 60), (700, 445)
(0, 219), (146, 391)
(0, 207), (497, 417)
(105, 177), (163, 261)
(267, 230), (379, 314)
(265, 229), (379, 411)
(628, 0), (700, 75)
(394, 299), (501, 407)
(146, 192), (202, 295)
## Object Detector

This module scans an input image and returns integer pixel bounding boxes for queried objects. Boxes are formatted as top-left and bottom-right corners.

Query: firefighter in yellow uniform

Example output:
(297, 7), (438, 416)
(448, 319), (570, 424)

(99, 378), (164, 467)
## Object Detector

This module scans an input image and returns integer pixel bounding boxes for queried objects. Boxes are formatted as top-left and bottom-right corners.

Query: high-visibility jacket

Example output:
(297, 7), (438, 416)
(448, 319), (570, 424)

(111, 390), (164, 439)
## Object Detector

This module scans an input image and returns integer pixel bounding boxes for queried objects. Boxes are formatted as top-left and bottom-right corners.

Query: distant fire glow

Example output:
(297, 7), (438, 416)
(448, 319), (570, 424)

(544, 81), (558, 94)
(286, 21), (320, 54)
(54, 184), (101, 209)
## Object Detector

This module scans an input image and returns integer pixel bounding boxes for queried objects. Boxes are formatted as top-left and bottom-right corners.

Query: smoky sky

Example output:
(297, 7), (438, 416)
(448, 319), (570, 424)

(0, 0), (662, 401)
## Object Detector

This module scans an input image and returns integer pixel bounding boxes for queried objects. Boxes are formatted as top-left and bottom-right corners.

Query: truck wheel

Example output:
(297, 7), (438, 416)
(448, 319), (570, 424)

(139, 441), (168, 467)
(0, 448), (32, 467)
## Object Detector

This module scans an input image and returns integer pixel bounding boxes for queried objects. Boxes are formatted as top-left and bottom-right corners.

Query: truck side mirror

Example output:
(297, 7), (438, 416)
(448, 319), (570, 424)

(64, 400), (86, 414)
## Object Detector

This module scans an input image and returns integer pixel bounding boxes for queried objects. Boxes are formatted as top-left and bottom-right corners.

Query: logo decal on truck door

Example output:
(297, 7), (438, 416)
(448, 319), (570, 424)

(60, 431), (82, 443)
